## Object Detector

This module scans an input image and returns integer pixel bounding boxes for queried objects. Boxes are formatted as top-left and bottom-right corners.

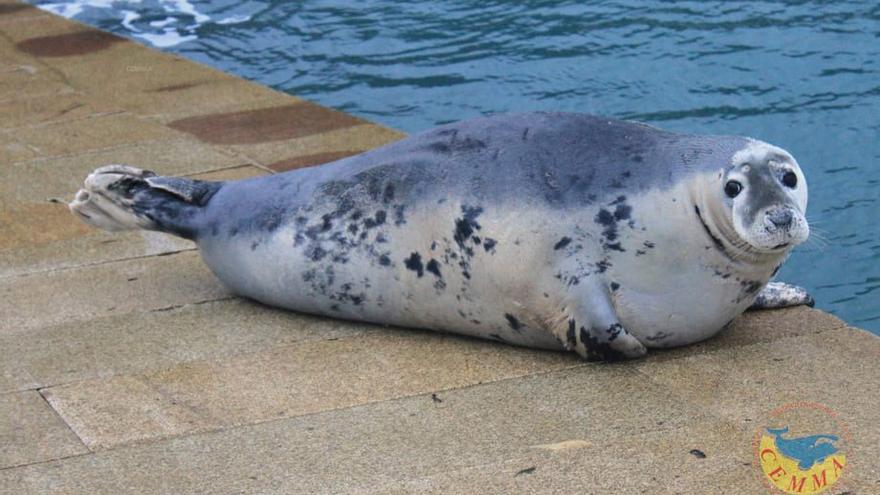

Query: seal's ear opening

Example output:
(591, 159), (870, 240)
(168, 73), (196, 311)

(70, 165), (221, 240)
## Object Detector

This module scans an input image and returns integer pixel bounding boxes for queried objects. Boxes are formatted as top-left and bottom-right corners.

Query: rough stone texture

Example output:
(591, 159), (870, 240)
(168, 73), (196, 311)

(42, 330), (580, 450)
(0, 91), (114, 130)
(0, 4), (876, 494)
(0, 391), (88, 469)
(0, 251), (229, 334)
(12, 113), (184, 158)
(0, 298), (366, 394)
(2, 366), (709, 492)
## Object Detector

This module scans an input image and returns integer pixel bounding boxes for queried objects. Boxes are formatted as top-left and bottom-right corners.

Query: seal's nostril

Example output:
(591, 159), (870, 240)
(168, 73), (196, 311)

(766, 209), (793, 229)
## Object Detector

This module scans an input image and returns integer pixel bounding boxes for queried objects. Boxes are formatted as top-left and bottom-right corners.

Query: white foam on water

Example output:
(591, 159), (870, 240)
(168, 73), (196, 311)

(120, 9), (140, 31)
(31, 0), (247, 47)
(149, 16), (175, 28)
(216, 14), (250, 25)
(133, 27), (196, 47)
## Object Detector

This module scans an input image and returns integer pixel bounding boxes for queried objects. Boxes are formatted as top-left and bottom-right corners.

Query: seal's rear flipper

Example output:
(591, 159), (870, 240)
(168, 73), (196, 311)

(69, 165), (220, 240)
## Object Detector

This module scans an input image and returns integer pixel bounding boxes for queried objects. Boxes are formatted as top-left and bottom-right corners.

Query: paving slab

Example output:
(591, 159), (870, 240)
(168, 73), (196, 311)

(0, 391), (87, 469)
(633, 326), (879, 427)
(0, 90), (118, 130)
(0, 2), (49, 25)
(42, 329), (581, 450)
(0, 298), (371, 394)
(0, 129), (41, 162)
(367, 420), (759, 495)
(1, 18), (295, 122)
(644, 306), (849, 363)
(0, 365), (707, 493)
(633, 326), (880, 490)
(12, 112), (185, 158)
(0, 45), (72, 102)
(0, 250), (229, 335)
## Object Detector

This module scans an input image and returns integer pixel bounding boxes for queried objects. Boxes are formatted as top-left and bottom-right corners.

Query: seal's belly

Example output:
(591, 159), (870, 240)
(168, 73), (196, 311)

(197, 202), (564, 351)
(611, 257), (761, 348)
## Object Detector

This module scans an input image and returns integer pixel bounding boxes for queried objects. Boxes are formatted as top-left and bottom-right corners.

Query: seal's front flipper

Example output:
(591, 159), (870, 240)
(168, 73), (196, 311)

(69, 165), (220, 240)
(556, 284), (647, 362)
(749, 281), (815, 310)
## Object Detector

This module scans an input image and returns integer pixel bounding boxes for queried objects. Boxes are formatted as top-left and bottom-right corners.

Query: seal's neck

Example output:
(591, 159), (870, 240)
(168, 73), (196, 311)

(689, 177), (787, 272)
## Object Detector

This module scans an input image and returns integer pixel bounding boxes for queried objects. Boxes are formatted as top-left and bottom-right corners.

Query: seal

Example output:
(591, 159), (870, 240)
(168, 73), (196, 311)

(69, 112), (813, 360)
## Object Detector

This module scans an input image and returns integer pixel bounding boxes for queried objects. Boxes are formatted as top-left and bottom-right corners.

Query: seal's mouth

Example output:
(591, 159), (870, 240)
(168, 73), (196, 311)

(771, 242), (790, 250)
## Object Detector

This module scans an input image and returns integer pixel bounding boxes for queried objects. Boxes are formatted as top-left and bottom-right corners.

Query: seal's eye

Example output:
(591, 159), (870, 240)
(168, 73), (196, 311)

(724, 180), (743, 198)
(782, 171), (797, 188)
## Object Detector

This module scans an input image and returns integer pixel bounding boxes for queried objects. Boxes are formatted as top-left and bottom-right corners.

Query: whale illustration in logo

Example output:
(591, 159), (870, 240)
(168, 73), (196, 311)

(767, 426), (839, 471)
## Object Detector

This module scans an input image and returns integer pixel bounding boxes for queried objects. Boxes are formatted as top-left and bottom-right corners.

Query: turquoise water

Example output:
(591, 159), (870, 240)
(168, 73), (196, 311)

(34, 1), (879, 334)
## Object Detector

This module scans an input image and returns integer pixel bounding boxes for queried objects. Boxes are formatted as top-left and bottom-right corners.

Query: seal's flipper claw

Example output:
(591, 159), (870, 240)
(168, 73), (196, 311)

(749, 281), (814, 310)
(576, 322), (647, 362)
(69, 164), (220, 239)
(556, 284), (648, 361)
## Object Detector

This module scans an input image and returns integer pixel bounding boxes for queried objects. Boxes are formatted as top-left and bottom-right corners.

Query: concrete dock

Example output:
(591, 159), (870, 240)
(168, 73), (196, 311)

(1, 3), (877, 493)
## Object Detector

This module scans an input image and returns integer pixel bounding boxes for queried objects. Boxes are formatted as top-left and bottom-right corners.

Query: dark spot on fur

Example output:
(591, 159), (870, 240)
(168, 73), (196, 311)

(595, 209), (615, 227)
(504, 313), (522, 332)
(566, 320), (577, 348)
(610, 282), (620, 291)
(742, 280), (762, 294)
(554, 237), (572, 250)
(453, 206), (483, 248)
(483, 238), (497, 252)
(393, 204), (406, 226)
(613, 203), (632, 221)
(308, 246), (327, 261)
(320, 214), (333, 231)
(364, 210), (386, 229)
(382, 184), (395, 203)
(605, 323), (623, 341)
(404, 252), (424, 277)
(426, 259), (442, 278)
(579, 326), (626, 362)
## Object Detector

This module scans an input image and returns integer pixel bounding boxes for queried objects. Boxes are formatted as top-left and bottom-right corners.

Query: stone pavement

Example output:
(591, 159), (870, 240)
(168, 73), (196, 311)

(1, 3), (877, 493)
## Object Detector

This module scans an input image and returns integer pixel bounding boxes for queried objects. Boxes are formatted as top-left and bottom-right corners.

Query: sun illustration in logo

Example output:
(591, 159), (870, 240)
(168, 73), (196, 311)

(756, 402), (849, 494)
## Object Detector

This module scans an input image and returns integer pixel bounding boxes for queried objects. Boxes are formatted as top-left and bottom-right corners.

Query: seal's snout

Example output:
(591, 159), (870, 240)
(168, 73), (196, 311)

(764, 208), (793, 231)
(752, 204), (809, 251)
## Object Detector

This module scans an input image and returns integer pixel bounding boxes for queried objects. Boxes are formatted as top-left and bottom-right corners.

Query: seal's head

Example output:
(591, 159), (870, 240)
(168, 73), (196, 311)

(722, 140), (809, 252)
